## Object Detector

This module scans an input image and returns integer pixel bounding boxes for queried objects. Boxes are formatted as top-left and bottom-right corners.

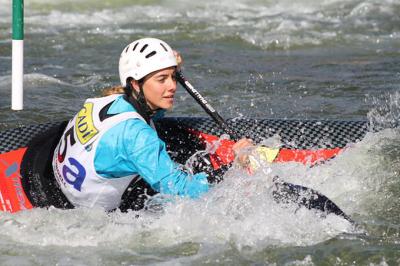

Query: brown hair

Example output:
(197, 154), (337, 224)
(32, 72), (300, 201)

(100, 85), (125, 97)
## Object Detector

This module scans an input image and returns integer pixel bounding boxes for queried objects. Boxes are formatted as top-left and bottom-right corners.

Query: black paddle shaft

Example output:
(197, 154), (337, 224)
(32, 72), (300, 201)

(176, 71), (240, 140)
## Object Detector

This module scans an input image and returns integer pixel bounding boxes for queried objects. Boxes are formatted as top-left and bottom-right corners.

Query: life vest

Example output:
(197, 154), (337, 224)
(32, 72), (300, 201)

(52, 94), (152, 210)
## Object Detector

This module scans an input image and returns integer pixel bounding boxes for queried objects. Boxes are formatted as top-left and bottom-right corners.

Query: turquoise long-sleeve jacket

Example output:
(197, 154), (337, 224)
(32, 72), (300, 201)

(94, 95), (209, 198)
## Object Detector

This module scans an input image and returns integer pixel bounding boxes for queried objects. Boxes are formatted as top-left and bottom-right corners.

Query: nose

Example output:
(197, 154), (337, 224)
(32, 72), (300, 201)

(167, 75), (177, 92)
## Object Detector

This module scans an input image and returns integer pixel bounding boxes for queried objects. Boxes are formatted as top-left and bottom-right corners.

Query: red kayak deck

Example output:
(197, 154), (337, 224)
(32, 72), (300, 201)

(0, 148), (33, 212)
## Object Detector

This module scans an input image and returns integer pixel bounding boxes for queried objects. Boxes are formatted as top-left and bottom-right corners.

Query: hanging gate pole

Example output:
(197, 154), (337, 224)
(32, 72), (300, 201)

(12, 0), (24, 110)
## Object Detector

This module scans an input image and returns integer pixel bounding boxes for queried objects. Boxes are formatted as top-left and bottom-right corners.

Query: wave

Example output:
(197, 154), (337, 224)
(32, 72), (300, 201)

(0, 73), (102, 89)
(1, 0), (399, 50)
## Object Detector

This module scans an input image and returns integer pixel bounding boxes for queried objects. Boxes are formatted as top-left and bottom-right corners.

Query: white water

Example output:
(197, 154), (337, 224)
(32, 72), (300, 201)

(2, 126), (398, 263)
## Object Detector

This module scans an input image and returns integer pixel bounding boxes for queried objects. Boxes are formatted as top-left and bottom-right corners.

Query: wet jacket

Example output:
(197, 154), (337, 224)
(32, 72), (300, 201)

(53, 94), (209, 210)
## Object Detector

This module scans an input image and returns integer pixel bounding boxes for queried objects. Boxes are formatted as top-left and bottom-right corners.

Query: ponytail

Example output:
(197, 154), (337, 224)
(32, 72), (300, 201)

(100, 77), (144, 97)
(100, 85), (125, 97)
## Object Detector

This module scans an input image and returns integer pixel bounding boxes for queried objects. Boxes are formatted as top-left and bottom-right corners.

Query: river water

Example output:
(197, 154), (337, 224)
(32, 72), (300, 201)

(0, 0), (400, 265)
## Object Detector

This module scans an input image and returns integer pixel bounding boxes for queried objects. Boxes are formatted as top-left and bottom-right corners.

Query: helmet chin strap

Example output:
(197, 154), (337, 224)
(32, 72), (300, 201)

(124, 80), (159, 124)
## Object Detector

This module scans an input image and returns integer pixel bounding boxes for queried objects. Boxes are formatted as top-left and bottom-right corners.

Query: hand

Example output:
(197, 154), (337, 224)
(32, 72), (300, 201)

(173, 50), (183, 70)
(232, 138), (254, 167)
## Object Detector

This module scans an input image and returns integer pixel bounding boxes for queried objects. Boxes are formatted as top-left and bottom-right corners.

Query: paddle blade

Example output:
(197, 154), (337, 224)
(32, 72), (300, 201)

(272, 181), (354, 223)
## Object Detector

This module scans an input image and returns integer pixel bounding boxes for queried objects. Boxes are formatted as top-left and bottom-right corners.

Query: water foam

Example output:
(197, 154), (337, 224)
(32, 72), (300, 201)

(0, 158), (356, 251)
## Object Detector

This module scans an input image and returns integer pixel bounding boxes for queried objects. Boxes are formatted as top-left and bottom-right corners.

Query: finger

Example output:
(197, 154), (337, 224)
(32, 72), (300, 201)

(235, 139), (253, 149)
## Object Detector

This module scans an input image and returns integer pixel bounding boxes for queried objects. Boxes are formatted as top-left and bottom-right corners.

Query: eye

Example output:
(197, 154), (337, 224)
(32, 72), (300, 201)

(157, 76), (167, 83)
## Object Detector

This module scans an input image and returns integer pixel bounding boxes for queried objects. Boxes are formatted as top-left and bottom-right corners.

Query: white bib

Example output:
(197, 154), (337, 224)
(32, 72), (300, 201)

(52, 95), (152, 210)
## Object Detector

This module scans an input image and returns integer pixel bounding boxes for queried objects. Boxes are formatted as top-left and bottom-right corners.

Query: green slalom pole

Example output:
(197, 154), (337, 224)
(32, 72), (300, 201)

(12, 0), (24, 110)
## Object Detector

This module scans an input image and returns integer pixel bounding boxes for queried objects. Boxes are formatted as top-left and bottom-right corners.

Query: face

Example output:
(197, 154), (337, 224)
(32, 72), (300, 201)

(131, 67), (177, 110)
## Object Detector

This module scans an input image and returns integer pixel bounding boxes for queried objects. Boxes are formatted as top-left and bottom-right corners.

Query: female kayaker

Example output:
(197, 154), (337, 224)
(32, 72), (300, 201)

(52, 37), (252, 211)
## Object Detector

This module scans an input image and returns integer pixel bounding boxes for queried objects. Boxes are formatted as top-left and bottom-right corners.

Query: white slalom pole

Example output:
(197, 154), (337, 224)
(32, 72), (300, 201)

(12, 40), (23, 110)
(12, 0), (24, 110)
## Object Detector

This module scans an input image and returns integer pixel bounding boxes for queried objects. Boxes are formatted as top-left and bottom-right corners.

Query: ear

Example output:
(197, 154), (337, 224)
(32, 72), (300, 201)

(130, 79), (140, 94)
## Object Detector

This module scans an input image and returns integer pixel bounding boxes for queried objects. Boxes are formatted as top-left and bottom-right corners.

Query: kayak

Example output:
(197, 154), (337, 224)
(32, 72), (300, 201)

(0, 117), (369, 216)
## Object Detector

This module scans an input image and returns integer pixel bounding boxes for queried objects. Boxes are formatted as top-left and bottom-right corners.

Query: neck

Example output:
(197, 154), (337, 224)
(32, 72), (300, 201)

(125, 81), (164, 123)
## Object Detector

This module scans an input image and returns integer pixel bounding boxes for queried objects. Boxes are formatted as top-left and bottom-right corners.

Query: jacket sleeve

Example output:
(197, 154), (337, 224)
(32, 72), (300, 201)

(95, 118), (210, 198)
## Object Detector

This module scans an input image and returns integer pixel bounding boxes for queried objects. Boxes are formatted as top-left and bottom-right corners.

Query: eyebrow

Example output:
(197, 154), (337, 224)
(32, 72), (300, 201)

(152, 70), (176, 79)
(155, 73), (170, 79)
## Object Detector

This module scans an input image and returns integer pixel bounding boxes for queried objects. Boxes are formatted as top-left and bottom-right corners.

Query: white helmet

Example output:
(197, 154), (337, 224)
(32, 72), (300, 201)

(119, 38), (177, 87)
